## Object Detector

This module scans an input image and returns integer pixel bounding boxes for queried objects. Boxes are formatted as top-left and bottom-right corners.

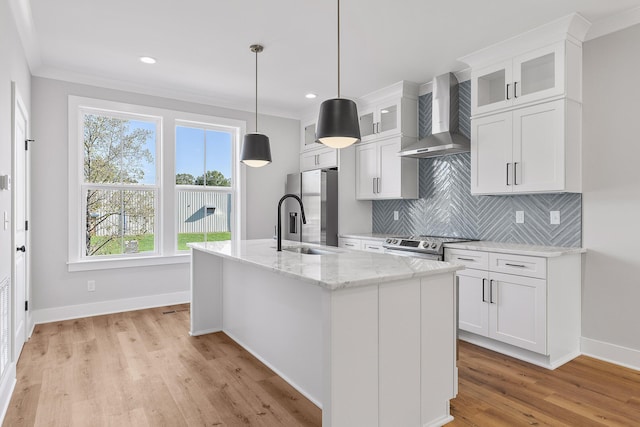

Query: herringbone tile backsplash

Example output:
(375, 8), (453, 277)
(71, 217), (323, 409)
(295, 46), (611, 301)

(372, 80), (582, 247)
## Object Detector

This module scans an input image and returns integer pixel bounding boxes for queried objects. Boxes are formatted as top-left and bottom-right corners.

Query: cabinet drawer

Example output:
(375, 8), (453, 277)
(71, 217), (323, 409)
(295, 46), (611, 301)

(445, 249), (489, 270)
(362, 240), (385, 253)
(339, 238), (362, 251)
(489, 253), (546, 279)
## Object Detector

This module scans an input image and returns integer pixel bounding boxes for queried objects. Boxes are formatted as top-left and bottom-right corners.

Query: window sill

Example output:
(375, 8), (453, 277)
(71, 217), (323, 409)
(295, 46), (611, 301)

(67, 253), (191, 272)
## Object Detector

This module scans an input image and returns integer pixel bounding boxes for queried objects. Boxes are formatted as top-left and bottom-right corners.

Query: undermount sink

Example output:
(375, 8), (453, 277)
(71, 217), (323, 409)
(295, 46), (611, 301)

(282, 246), (341, 256)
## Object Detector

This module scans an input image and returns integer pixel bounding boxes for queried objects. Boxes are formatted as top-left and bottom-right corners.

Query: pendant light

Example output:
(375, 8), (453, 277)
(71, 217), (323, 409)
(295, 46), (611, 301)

(241, 44), (272, 167)
(316, 0), (361, 149)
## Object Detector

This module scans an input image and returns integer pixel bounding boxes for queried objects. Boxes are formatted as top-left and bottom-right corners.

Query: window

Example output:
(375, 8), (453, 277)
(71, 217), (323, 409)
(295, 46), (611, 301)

(68, 97), (246, 271)
(175, 123), (235, 251)
(82, 112), (159, 257)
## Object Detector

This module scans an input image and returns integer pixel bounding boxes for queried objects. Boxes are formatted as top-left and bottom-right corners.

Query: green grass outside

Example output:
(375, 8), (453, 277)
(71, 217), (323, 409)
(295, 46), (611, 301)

(89, 232), (231, 255)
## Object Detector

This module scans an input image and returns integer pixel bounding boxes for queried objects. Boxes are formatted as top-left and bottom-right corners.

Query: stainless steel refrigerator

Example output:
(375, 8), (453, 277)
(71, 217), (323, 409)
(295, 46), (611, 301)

(284, 169), (338, 246)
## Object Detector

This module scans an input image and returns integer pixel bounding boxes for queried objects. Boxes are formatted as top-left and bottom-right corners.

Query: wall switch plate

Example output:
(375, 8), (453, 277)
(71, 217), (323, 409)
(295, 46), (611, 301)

(393, 211), (399, 221)
(88, 280), (96, 292)
(550, 211), (561, 225)
(516, 211), (525, 224)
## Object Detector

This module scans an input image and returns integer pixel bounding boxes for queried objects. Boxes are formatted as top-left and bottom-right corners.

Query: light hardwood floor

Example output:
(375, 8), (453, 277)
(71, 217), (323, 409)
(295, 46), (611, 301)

(450, 340), (640, 426)
(4, 304), (321, 426)
(5, 305), (640, 426)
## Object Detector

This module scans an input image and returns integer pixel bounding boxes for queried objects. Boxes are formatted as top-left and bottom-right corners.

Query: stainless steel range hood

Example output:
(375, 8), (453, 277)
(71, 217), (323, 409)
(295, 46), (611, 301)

(398, 73), (470, 158)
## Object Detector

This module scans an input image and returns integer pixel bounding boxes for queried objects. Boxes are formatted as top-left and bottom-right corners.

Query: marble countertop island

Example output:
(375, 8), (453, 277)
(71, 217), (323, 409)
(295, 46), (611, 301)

(189, 239), (462, 290)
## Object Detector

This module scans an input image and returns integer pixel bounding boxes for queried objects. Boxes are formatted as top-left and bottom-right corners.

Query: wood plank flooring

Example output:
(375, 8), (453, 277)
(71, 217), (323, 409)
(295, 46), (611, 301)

(450, 340), (640, 426)
(4, 304), (321, 427)
(5, 305), (640, 426)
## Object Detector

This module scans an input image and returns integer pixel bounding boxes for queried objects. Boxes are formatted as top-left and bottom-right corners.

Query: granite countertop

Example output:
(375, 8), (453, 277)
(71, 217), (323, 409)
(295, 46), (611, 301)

(339, 233), (395, 241)
(444, 241), (586, 257)
(189, 239), (462, 290)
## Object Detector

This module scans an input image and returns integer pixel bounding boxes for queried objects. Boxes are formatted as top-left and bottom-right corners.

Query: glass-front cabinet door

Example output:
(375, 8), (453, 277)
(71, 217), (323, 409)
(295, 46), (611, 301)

(472, 41), (565, 116)
(377, 102), (399, 137)
(513, 42), (564, 105)
(472, 60), (512, 116)
(358, 109), (376, 141)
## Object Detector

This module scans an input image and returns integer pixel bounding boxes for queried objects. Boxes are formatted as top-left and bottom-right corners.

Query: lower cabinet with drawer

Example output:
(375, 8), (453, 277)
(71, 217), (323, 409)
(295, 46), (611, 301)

(445, 247), (581, 369)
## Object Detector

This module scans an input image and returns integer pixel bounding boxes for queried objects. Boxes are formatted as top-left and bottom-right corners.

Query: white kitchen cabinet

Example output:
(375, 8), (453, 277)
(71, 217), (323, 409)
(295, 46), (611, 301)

(362, 239), (385, 253)
(489, 272), (546, 353)
(357, 81), (419, 144)
(471, 41), (579, 116)
(300, 146), (338, 171)
(471, 99), (580, 195)
(451, 250), (546, 354)
(338, 237), (362, 250)
(355, 137), (417, 200)
(446, 246), (582, 369)
(457, 268), (489, 336)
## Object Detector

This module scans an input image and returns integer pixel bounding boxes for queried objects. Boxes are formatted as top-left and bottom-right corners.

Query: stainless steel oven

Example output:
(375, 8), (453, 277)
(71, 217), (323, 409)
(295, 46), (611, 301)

(382, 236), (473, 260)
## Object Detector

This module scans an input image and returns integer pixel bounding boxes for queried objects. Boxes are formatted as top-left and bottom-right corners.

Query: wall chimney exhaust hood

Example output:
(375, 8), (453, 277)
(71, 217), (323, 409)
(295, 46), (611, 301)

(398, 73), (470, 159)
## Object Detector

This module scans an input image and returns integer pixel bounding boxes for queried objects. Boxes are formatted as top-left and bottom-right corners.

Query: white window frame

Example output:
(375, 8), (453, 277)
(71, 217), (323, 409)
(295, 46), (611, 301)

(68, 96), (246, 272)
(174, 119), (238, 252)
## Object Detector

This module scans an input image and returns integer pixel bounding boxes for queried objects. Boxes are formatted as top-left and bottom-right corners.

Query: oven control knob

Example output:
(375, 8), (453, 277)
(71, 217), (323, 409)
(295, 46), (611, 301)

(431, 242), (438, 249)
(386, 239), (392, 244)
(392, 239), (398, 244)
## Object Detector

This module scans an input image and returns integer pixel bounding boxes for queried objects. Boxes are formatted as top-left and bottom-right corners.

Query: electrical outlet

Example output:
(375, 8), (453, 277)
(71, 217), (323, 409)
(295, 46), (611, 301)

(88, 280), (96, 292)
(550, 211), (561, 225)
(393, 211), (399, 221)
(516, 211), (525, 224)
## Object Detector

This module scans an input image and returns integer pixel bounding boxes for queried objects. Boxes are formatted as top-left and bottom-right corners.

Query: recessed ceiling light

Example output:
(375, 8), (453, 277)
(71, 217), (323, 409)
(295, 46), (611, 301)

(305, 93), (317, 99)
(381, 109), (389, 114)
(139, 56), (157, 64)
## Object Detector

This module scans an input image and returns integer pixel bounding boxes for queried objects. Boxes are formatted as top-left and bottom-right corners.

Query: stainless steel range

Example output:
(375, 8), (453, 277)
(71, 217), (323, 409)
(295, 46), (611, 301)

(383, 236), (473, 261)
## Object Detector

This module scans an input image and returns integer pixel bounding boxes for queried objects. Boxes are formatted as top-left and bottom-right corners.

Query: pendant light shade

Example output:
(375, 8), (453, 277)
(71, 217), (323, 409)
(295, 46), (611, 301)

(241, 44), (272, 167)
(316, 98), (360, 148)
(316, 0), (360, 149)
(241, 133), (271, 167)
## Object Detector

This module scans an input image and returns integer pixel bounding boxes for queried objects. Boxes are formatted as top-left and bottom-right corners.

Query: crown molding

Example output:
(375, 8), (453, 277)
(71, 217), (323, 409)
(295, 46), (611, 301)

(33, 65), (301, 120)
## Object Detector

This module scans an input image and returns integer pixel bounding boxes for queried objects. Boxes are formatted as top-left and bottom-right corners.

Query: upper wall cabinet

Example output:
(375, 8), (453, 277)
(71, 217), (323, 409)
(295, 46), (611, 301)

(299, 118), (338, 171)
(357, 81), (419, 144)
(460, 13), (590, 195)
(461, 14), (589, 118)
(473, 42), (572, 116)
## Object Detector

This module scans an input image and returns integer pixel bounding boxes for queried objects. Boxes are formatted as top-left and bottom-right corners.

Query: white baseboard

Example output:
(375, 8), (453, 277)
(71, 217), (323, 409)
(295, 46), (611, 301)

(189, 328), (222, 337)
(581, 337), (640, 371)
(0, 363), (17, 424)
(31, 291), (190, 325)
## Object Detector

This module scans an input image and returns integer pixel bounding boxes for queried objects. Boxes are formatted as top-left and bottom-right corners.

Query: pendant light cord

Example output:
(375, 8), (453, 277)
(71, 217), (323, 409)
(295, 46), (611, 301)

(337, 0), (341, 98)
(255, 47), (258, 132)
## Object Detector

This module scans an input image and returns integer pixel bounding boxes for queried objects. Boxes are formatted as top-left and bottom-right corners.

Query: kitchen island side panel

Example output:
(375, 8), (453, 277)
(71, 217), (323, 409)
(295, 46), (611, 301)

(222, 259), (325, 406)
(190, 248), (223, 336)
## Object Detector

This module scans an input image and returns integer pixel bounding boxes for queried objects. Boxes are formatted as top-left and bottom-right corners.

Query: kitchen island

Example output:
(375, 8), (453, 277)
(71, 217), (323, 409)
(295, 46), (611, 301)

(189, 239), (463, 427)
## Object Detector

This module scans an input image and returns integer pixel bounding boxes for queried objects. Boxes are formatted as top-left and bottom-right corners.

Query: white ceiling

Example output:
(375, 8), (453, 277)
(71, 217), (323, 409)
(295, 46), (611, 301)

(11, 0), (640, 119)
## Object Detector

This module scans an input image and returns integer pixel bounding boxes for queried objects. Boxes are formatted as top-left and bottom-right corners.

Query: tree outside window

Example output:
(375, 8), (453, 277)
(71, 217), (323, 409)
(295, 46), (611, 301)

(82, 113), (157, 256)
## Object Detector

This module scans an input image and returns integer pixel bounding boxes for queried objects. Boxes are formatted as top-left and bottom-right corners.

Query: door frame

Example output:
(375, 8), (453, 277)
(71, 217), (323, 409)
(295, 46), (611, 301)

(11, 82), (31, 360)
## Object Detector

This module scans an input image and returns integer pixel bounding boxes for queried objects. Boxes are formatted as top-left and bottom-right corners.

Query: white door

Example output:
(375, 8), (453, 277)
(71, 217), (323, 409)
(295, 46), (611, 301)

(512, 42), (565, 106)
(377, 138), (401, 198)
(512, 100), (565, 192)
(471, 112), (513, 195)
(488, 272), (547, 354)
(355, 142), (377, 199)
(471, 60), (513, 116)
(12, 84), (29, 360)
(457, 269), (489, 336)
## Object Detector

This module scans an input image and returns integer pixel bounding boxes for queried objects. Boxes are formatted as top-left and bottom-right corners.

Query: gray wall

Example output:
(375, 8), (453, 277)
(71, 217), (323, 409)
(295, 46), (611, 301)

(30, 77), (299, 311)
(372, 80), (582, 247)
(582, 24), (640, 352)
(0, 0), (31, 342)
